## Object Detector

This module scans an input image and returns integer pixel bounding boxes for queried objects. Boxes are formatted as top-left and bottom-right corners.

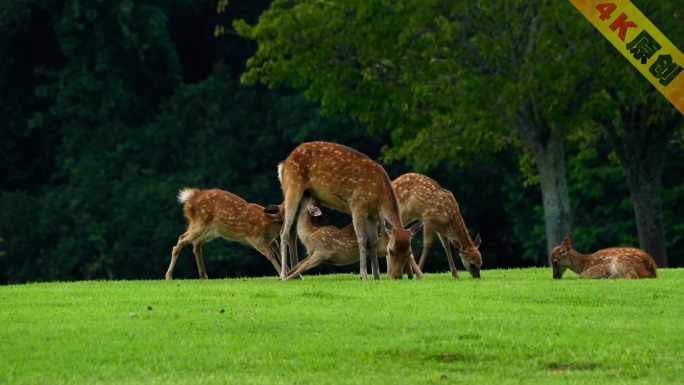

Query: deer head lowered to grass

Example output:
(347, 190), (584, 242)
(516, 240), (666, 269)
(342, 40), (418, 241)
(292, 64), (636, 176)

(550, 233), (657, 279)
(277, 141), (423, 280)
(279, 194), (423, 281)
(166, 188), (284, 280)
(392, 173), (482, 279)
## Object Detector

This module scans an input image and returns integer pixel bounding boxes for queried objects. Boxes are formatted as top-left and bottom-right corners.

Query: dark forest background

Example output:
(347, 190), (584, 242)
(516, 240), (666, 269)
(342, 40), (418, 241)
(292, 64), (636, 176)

(1, 0), (682, 284)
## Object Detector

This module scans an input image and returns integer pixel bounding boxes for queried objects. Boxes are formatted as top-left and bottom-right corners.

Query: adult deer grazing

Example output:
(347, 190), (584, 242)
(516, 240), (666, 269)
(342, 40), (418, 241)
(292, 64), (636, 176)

(165, 188), (283, 280)
(550, 233), (657, 279)
(282, 195), (423, 280)
(277, 141), (422, 280)
(392, 173), (482, 279)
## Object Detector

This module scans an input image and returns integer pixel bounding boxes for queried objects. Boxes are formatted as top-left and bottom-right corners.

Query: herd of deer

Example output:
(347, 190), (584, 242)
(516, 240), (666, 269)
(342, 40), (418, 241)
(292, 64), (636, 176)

(165, 141), (657, 281)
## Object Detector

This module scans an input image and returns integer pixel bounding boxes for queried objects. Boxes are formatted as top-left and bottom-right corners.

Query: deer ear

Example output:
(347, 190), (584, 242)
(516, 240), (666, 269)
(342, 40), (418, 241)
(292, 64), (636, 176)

(264, 205), (281, 216)
(407, 221), (422, 237)
(473, 233), (481, 249)
(561, 233), (573, 249)
(381, 217), (393, 235)
(308, 206), (322, 217)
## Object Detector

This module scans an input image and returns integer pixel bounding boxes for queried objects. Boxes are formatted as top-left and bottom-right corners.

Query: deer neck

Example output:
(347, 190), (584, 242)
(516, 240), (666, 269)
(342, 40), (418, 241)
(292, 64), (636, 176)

(296, 209), (316, 244)
(447, 205), (474, 249)
(379, 187), (404, 230)
(566, 249), (591, 274)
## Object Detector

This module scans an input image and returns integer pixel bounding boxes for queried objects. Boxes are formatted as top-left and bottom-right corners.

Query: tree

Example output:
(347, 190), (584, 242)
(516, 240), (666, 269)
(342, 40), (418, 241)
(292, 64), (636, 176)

(579, 0), (684, 267)
(0, 0), (404, 283)
(1, 0), (680, 283)
(235, 0), (601, 257)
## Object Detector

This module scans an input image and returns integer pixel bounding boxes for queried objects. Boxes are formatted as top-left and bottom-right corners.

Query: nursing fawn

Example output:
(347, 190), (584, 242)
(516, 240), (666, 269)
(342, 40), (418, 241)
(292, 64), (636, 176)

(166, 188), (283, 279)
(282, 195), (423, 280)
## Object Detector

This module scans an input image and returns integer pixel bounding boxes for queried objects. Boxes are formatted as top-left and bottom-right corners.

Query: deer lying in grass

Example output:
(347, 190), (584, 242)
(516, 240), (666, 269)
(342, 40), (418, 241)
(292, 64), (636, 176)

(282, 195), (423, 280)
(278, 141), (422, 280)
(166, 188), (283, 280)
(392, 173), (482, 279)
(550, 233), (657, 279)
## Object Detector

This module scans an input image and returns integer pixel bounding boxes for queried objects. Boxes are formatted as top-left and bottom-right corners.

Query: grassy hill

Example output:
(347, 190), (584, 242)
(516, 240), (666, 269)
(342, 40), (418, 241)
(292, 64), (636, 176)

(1, 268), (682, 384)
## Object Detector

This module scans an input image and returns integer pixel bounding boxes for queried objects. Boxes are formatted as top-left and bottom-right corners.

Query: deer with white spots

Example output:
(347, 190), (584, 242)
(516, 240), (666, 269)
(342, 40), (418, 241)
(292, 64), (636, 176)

(165, 188), (283, 280)
(277, 141), (422, 280)
(392, 173), (482, 279)
(282, 194), (423, 280)
(550, 233), (657, 279)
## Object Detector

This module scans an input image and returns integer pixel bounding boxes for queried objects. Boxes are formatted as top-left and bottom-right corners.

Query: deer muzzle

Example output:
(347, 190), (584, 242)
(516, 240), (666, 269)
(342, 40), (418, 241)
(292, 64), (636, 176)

(552, 262), (563, 279)
(468, 263), (481, 278)
(387, 259), (406, 279)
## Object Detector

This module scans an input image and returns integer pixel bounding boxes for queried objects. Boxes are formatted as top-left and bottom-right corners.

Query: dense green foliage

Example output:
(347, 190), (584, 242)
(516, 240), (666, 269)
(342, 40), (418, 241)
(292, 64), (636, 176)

(0, 1), (683, 283)
(1, 270), (683, 384)
(236, 0), (684, 267)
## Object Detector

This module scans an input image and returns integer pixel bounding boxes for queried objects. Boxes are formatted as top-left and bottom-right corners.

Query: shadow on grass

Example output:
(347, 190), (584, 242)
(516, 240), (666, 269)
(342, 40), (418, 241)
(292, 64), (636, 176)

(546, 362), (601, 372)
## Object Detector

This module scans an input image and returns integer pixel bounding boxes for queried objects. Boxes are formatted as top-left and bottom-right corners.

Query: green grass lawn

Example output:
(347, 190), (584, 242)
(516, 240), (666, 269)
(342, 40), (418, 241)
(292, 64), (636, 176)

(1, 268), (682, 385)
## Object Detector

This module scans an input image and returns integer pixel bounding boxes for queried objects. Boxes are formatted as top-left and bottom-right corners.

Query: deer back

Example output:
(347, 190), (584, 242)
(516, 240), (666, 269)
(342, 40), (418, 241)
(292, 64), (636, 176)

(181, 188), (246, 225)
(181, 188), (282, 243)
(393, 174), (470, 238)
(392, 173), (481, 261)
(279, 141), (399, 221)
(585, 247), (657, 278)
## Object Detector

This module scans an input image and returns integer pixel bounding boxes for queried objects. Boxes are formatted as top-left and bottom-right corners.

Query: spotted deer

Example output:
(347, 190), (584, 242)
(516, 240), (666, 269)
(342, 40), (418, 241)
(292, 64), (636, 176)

(550, 233), (657, 279)
(277, 141), (423, 280)
(392, 173), (482, 279)
(165, 188), (283, 280)
(282, 194), (423, 280)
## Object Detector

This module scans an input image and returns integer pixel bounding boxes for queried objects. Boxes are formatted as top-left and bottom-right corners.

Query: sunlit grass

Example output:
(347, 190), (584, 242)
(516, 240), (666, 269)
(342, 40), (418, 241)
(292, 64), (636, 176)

(1, 268), (682, 384)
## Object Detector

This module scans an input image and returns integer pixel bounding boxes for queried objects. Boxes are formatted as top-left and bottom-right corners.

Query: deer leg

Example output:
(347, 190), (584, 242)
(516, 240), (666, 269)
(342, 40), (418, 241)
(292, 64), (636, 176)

(580, 264), (611, 279)
(284, 251), (324, 281)
(366, 219), (381, 280)
(439, 234), (459, 279)
(622, 270), (639, 279)
(418, 223), (435, 271)
(407, 255), (424, 280)
(406, 257), (424, 279)
(405, 262), (414, 279)
(278, 232), (302, 280)
(613, 262), (640, 279)
(268, 239), (280, 258)
(351, 209), (369, 280)
(279, 190), (303, 280)
(166, 231), (193, 280)
(251, 238), (282, 276)
(288, 225), (299, 272)
(167, 226), (212, 280)
(192, 241), (209, 279)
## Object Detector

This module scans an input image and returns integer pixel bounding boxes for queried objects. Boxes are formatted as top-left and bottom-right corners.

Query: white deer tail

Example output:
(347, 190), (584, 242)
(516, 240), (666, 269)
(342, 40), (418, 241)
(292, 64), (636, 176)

(177, 188), (198, 204)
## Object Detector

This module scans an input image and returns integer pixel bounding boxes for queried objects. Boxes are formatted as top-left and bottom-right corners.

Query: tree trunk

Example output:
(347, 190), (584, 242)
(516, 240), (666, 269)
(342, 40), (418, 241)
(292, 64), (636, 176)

(602, 97), (676, 268)
(624, 167), (667, 267)
(533, 126), (573, 260)
(611, 117), (669, 268)
(515, 115), (573, 263)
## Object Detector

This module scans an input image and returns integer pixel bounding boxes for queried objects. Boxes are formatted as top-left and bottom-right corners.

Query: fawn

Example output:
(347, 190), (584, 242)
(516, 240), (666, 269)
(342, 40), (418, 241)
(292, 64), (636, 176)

(550, 233), (657, 279)
(392, 173), (481, 278)
(277, 141), (422, 280)
(166, 188), (283, 280)
(282, 194), (423, 280)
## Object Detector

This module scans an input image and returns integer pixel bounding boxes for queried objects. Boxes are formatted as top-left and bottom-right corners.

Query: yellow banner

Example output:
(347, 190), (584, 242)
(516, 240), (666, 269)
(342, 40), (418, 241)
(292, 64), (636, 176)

(568, 0), (684, 115)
